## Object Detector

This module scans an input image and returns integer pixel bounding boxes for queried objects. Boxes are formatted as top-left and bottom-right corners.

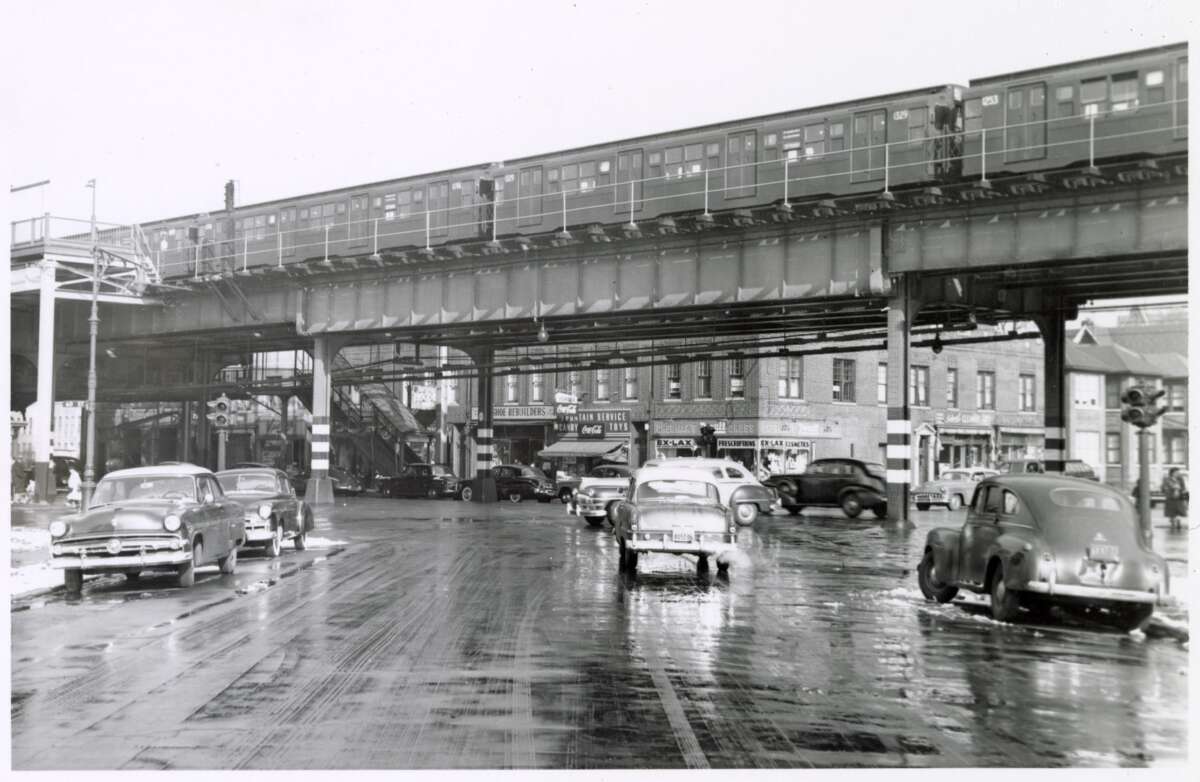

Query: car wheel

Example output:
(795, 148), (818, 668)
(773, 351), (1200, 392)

(586, 517), (605, 528)
(1113, 604), (1154, 632)
(559, 488), (573, 504)
(734, 503), (758, 526)
(459, 485), (474, 502)
(917, 551), (958, 603)
(218, 545), (238, 575)
(265, 527), (282, 558)
(64, 569), (84, 594)
(697, 555), (709, 575)
(625, 547), (639, 574)
(618, 538), (628, 572)
(871, 505), (888, 519)
(293, 531), (307, 552)
(916, 503), (930, 511)
(178, 542), (200, 588)
(717, 560), (730, 576)
(947, 495), (963, 511)
(840, 493), (864, 518)
(989, 564), (1021, 622)
(508, 491), (523, 503)
(787, 505), (803, 516)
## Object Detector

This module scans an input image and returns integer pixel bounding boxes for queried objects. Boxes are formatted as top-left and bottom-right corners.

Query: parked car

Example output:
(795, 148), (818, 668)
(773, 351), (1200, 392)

(48, 464), (245, 593)
(554, 470), (582, 503)
(913, 468), (998, 511)
(568, 464), (635, 527)
(216, 467), (313, 556)
(492, 464), (557, 503)
(380, 463), (462, 499)
(917, 475), (1167, 630)
(610, 465), (740, 576)
(997, 458), (1100, 482)
(762, 458), (887, 518)
(640, 458), (777, 525)
(329, 466), (365, 496)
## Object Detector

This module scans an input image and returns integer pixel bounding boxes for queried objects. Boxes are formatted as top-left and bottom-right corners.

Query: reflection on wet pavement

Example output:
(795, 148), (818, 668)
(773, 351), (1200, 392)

(10, 500), (1189, 769)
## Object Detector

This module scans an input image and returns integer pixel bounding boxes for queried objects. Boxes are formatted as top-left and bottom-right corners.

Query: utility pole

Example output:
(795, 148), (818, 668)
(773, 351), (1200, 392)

(1137, 429), (1152, 545)
(82, 179), (99, 508)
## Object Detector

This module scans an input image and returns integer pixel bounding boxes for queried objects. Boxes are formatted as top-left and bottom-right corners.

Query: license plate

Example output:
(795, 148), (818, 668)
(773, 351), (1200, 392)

(1088, 543), (1120, 562)
(671, 528), (694, 544)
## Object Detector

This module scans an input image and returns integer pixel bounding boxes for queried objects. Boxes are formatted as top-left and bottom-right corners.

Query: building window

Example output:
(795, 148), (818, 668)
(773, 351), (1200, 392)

(1167, 382), (1186, 412)
(1106, 376), (1123, 409)
(696, 360), (712, 399)
(779, 357), (803, 399)
(946, 367), (958, 408)
(977, 371), (995, 410)
(877, 362), (888, 405)
(1019, 374), (1036, 412)
(1106, 432), (1121, 465)
(447, 377), (459, 405)
(910, 365), (929, 407)
(667, 363), (682, 400)
(833, 358), (856, 403)
(1166, 433), (1188, 465)
(623, 366), (638, 400)
(596, 368), (610, 401)
(728, 358), (745, 399)
(530, 372), (544, 403)
(505, 374), (519, 404)
(569, 371), (582, 401)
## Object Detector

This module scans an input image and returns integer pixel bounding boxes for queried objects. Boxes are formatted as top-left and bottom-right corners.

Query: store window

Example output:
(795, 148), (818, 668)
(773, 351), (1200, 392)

(1020, 374), (1036, 412)
(977, 371), (995, 410)
(505, 374), (519, 404)
(596, 368), (610, 401)
(623, 366), (638, 400)
(530, 372), (544, 403)
(667, 363), (682, 400)
(910, 365), (929, 407)
(779, 356), (803, 399)
(728, 358), (745, 399)
(877, 362), (888, 404)
(946, 367), (958, 408)
(1106, 432), (1121, 465)
(696, 360), (712, 399)
(833, 358), (856, 403)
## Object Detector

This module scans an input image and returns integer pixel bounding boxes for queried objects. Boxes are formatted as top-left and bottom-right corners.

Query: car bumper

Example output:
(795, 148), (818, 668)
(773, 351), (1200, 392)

(912, 493), (948, 505)
(1023, 581), (1158, 604)
(243, 524), (276, 543)
(626, 531), (737, 556)
(570, 495), (621, 517)
(50, 550), (192, 570)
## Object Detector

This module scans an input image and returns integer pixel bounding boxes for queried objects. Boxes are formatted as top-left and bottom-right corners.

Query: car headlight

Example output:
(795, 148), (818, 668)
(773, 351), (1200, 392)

(163, 514), (182, 532)
(258, 503), (272, 520)
(584, 487), (597, 497)
(1037, 552), (1055, 581)
(49, 520), (68, 538)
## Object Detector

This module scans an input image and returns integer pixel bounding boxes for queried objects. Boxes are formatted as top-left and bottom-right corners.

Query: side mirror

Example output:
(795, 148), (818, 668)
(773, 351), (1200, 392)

(203, 492), (215, 504)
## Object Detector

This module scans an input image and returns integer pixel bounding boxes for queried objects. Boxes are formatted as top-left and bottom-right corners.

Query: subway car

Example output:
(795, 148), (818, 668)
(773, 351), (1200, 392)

(961, 42), (1187, 180)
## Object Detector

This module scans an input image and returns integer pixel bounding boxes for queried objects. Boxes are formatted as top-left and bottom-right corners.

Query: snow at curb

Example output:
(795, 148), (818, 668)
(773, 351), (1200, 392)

(10, 560), (66, 598)
(304, 536), (348, 549)
(11, 527), (51, 552)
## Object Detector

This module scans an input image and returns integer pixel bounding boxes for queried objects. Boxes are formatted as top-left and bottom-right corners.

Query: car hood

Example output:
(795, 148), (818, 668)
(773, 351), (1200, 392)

(914, 482), (952, 493)
(579, 477), (628, 492)
(224, 492), (286, 509)
(68, 499), (190, 537)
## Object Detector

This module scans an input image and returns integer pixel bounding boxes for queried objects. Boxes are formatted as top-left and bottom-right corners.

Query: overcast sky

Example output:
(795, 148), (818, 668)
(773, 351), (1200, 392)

(2, 0), (1193, 225)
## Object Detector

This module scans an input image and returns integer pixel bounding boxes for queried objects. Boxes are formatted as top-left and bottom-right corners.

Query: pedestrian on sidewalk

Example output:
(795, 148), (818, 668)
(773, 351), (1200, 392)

(66, 467), (83, 508)
(1163, 467), (1188, 532)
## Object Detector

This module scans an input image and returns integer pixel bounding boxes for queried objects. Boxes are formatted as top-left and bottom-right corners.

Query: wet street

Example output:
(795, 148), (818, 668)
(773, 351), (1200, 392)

(10, 498), (1190, 769)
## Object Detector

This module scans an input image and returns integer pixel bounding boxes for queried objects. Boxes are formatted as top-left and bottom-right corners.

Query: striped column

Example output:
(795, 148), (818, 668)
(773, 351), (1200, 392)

(311, 417), (331, 475)
(471, 349), (498, 502)
(886, 412), (913, 485)
(885, 272), (914, 523)
(474, 426), (493, 479)
(305, 336), (335, 505)
(1043, 422), (1066, 473)
(1039, 306), (1067, 473)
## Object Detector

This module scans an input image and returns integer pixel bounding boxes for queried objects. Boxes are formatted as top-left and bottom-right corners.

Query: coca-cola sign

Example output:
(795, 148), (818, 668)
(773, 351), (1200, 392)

(579, 422), (605, 439)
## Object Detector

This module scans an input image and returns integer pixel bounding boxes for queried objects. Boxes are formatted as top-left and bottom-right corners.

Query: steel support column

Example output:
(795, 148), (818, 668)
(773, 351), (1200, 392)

(471, 347), (497, 503)
(885, 273), (917, 525)
(33, 260), (56, 502)
(1036, 304), (1068, 473)
(305, 335), (336, 505)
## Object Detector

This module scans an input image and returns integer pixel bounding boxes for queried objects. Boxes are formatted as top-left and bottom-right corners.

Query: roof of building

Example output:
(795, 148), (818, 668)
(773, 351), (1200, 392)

(1064, 340), (1164, 376)
(1144, 352), (1189, 379)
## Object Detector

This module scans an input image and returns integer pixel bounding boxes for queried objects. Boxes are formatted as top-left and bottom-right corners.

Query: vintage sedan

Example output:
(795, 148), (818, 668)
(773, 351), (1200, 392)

(492, 464), (558, 503)
(48, 464), (245, 593)
(913, 468), (998, 511)
(917, 475), (1168, 630)
(640, 458), (778, 525)
(610, 466), (740, 576)
(380, 463), (462, 500)
(216, 468), (314, 556)
(763, 458), (887, 518)
(568, 464), (634, 526)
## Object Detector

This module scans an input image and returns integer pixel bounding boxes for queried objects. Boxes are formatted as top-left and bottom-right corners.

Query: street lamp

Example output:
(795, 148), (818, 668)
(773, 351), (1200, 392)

(81, 179), (99, 508)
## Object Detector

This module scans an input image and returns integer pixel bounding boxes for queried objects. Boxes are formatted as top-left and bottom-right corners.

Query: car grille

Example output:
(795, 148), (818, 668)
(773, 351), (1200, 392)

(54, 534), (183, 556)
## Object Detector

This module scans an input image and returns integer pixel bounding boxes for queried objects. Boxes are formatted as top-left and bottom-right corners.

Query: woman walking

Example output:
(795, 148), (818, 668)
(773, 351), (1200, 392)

(1162, 467), (1188, 532)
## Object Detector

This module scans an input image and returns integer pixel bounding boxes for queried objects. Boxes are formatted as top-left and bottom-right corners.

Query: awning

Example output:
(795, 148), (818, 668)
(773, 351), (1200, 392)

(998, 427), (1045, 436)
(538, 439), (626, 459)
(938, 426), (993, 437)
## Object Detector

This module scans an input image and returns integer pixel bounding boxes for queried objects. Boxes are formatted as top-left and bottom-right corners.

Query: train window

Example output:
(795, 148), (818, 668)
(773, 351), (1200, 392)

(1055, 85), (1074, 117)
(1145, 70), (1165, 103)
(299, 208), (308, 220)
(726, 131), (756, 197)
(829, 122), (845, 152)
(648, 151), (662, 166)
(803, 124), (825, 143)
(384, 194), (396, 221)
(909, 107), (927, 140)
(323, 203), (336, 217)
(373, 196), (382, 208)
(1008, 91), (1022, 110)
(964, 98), (982, 132)
(664, 146), (683, 179)
(562, 163), (579, 191)
(546, 168), (559, 182)
(684, 144), (703, 176)
(267, 214), (276, 225)
(579, 161), (596, 178)
(1081, 78), (1107, 115)
(764, 133), (777, 147)
(1110, 72), (1138, 111)
(598, 160), (610, 174)
(413, 189), (423, 202)
(706, 142), (720, 157)
(336, 203), (346, 214)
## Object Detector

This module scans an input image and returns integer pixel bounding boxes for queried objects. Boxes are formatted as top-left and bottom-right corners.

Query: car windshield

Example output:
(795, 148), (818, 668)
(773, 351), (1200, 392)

(430, 465), (452, 476)
(91, 475), (195, 506)
(1047, 488), (1124, 513)
(635, 479), (719, 503)
(942, 471), (969, 481)
(520, 467), (550, 481)
(863, 462), (886, 477)
(217, 472), (277, 494)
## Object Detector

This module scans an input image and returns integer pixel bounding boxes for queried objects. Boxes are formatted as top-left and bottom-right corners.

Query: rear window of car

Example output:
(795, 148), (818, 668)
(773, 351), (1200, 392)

(636, 480), (719, 502)
(942, 471), (969, 481)
(218, 473), (277, 493)
(1048, 488), (1123, 513)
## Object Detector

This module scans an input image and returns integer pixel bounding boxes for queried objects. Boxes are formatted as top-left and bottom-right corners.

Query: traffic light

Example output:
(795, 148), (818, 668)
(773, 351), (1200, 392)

(207, 394), (232, 428)
(1120, 385), (1167, 429)
(695, 423), (717, 458)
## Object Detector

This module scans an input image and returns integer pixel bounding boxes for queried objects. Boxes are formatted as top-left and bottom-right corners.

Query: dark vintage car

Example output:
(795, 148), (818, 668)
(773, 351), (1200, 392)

(568, 464), (635, 526)
(216, 468), (314, 556)
(48, 464), (245, 593)
(611, 466), (739, 576)
(640, 458), (777, 525)
(286, 465), (364, 497)
(492, 464), (557, 503)
(380, 463), (463, 500)
(763, 458), (888, 518)
(917, 475), (1168, 630)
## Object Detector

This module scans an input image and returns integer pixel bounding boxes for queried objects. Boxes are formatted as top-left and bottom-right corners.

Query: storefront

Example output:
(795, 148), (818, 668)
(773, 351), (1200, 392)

(997, 426), (1044, 463)
(653, 437), (699, 459)
(537, 438), (628, 477)
(486, 405), (556, 466)
(545, 407), (635, 475)
(937, 426), (994, 469)
(717, 437), (815, 475)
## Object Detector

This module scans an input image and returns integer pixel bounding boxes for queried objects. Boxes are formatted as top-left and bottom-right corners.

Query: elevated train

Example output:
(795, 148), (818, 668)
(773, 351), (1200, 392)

(144, 43), (1185, 280)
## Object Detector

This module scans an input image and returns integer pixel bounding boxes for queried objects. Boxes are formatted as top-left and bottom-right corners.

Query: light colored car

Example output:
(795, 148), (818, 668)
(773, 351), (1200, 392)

(639, 458), (778, 525)
(610, 466), (740, 576)
(48, 464), (245, 593)
(913, 468), (998, 511)
(569, 464), (634, 527)
(918, 475), (1168, 630)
